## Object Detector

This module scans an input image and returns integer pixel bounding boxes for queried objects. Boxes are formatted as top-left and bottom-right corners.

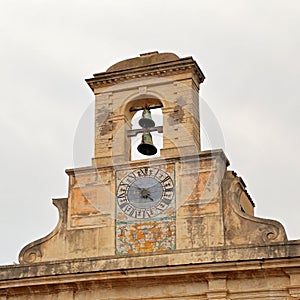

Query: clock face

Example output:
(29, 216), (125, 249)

(116, 167), (174, 219)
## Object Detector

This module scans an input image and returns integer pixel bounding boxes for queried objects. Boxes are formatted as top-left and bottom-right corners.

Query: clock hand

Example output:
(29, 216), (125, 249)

(147, 195), (154, 201)
(149, 181), (162, 189)
(132, 184), (143, 190)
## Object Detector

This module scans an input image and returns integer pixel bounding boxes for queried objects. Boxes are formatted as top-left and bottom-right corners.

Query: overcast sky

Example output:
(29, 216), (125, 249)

(0, 0), (299, 265)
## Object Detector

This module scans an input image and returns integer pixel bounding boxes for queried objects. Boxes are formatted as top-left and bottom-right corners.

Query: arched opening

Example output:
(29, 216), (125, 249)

(130, 107), (163, 161)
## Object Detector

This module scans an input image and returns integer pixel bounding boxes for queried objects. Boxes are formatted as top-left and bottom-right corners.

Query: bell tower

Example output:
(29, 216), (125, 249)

(18, 51), (287, 262)
(82, 51), (209, 254)
(86, 51), (204, 166)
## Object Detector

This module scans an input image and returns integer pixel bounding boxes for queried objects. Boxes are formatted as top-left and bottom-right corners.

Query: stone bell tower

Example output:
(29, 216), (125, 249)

(87, 51), (203, 166)
(1, 52), (300, 300)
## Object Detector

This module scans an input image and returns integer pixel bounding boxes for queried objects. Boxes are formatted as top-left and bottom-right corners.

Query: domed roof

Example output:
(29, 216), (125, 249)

(106, 51), (180, 72)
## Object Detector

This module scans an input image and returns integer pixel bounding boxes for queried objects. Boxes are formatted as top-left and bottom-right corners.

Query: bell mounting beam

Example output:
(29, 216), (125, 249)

(129, 104), (163, 112)
(127, 126), (163, 137)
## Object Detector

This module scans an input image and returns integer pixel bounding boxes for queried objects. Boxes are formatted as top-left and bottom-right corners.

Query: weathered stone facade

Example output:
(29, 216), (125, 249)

(1, 52), (299, 299)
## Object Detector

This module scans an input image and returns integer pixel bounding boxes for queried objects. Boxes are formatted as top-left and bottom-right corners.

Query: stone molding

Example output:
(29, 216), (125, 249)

(1, 256), (300, 298)
(18, 198), (67, 264)
(86, 56), (205, 91)
(4, 247), (300, 283)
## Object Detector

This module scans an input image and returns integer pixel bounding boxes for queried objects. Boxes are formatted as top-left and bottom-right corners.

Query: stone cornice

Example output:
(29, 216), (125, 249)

(1, 243), (300, 285)
(85, 57), (205, 91)
(65, 149), (229, 176)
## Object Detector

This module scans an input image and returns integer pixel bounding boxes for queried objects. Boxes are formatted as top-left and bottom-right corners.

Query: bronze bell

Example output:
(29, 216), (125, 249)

(138, 107), (155, 128)
(137, 132), (157, 156)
